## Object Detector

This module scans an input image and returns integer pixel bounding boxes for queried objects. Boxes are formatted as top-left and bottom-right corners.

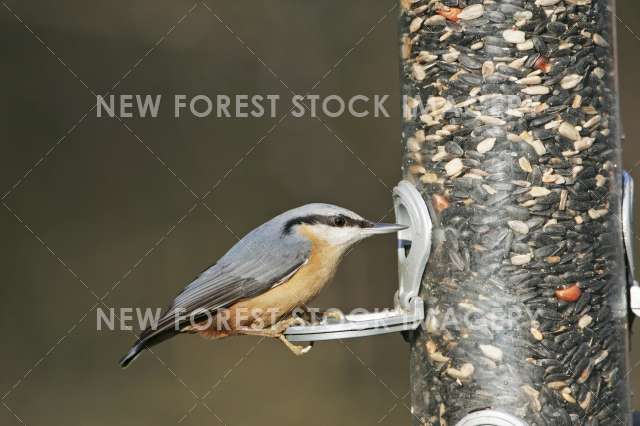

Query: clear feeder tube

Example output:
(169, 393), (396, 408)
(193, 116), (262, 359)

(399, 0), (631, 425)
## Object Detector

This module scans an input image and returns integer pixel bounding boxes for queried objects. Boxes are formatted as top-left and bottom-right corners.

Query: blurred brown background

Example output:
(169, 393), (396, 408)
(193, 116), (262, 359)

(0, 1), (639, 425)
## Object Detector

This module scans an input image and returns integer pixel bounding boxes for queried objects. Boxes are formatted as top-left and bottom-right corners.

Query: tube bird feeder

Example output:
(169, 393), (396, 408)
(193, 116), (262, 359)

(399, 0), (632, 424)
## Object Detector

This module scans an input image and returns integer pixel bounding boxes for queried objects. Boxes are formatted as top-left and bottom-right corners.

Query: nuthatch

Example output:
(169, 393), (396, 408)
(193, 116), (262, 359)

(120, 204), (405, 367)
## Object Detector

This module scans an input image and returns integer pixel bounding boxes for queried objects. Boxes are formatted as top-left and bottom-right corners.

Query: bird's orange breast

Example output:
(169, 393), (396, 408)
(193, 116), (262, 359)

(212, 224), (344, 332)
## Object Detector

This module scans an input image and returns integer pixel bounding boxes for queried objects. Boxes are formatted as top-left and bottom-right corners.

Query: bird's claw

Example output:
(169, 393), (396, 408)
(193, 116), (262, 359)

(233, 317), (313, 355)
(272, 316), (308, 335)
(275, 317), (313, 355)
(297, 307), (346, 325)
(320, 309), (346, 323)
(299, 342), (313, 355)
(278, 335), (313, 356)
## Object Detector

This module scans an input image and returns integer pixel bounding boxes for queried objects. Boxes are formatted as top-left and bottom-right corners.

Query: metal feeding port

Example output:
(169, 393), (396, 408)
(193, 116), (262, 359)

(284, 180), (430, 342)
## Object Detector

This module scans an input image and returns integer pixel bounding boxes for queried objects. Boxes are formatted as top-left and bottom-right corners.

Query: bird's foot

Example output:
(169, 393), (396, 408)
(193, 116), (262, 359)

(233, 317), (306, 338)
(272, 317), (312, 355)
(233, 317), (313, 355)
(320, 308), (346, 323)
(278, 335), (313, 356)
(298, 307), (345, 324)
(271, 316), (308, 334)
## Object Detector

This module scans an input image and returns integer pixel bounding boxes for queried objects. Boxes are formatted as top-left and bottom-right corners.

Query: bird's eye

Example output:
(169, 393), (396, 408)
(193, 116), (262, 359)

(334, 216), (346, 227)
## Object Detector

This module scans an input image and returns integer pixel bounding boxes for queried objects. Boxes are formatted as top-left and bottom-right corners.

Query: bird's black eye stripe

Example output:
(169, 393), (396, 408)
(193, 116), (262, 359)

(283, 214), (371, 234)
(283, 214), (323, 234)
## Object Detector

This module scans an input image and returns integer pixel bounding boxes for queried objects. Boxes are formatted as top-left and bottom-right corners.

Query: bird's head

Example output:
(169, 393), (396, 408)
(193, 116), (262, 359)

(282, 203), (407, 248)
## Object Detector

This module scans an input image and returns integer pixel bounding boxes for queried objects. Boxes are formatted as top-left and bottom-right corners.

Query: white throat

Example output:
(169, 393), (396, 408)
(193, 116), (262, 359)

(300, 224), (366, 248)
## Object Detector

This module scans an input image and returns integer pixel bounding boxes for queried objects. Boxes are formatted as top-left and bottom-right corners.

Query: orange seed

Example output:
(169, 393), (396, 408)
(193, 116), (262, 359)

(555, 284), (581, 302)
(533, 56), (551, 73)
(437, 7), (461, 22)
(432, 194), (450, 213)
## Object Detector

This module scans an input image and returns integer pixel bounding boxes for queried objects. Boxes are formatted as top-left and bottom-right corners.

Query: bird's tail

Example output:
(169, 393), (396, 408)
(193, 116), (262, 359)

(119, 327), (179, 368)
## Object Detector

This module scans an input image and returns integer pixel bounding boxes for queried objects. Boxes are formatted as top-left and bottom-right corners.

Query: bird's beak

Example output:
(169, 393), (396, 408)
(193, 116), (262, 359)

(362, 222), (408, 235)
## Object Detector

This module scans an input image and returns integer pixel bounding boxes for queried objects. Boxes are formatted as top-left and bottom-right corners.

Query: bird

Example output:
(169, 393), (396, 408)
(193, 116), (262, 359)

(120, 203), (406, 367)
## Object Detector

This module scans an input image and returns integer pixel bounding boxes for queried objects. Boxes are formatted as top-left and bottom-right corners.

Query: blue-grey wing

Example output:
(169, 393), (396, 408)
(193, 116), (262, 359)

(153, 226), (311, 333)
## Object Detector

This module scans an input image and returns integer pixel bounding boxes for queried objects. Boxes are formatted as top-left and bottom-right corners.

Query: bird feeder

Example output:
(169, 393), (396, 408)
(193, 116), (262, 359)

(399, 0), (635, 424)
(286, 1), (639, 424)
